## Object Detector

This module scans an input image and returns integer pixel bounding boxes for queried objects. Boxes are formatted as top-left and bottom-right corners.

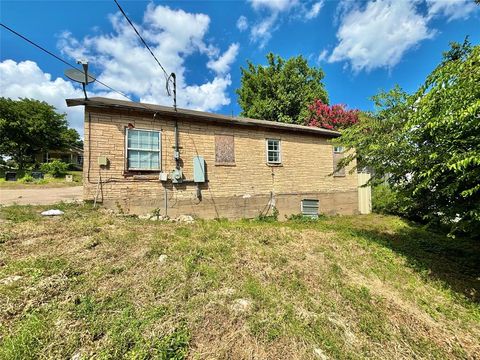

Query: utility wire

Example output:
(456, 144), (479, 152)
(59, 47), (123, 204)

(0, 22), (133, 102)
(113, 0), (169, 80)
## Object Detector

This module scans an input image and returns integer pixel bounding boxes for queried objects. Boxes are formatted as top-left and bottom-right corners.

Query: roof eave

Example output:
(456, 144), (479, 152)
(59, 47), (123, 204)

(66, 97), (341, 138)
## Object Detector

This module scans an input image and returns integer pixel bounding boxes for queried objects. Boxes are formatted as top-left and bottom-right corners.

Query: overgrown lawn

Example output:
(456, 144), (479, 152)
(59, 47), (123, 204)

(0, 204), (478, 359)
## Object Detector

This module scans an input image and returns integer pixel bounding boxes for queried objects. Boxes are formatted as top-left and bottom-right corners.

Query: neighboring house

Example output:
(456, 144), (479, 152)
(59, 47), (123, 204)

(66, 97), (359, 218)
(35, 146), (84, 169)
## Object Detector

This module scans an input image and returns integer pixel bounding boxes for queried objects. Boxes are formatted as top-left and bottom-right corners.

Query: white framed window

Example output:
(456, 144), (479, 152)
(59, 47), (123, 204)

(266, 138), (281, 164)
(126, 128), (161, 171)
(333, 145), (345, 177)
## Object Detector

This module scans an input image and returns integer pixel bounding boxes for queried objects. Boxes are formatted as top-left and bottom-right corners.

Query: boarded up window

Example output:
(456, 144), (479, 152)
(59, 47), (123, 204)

(215, 134), (235, 164)
(333, 147), (346, 177)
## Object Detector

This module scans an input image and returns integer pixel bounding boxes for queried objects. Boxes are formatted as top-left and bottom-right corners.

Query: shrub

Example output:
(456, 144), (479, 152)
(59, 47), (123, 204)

(19, 174), (35, 183)
(40, 160), (69, 178)
(372, 184), (402, 215)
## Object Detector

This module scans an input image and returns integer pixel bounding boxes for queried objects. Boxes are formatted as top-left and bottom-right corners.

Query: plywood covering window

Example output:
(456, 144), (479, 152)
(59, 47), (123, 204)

(333, 146), (345, 177)
(215, 134), (235, 165)
(126, 128), (161, 171)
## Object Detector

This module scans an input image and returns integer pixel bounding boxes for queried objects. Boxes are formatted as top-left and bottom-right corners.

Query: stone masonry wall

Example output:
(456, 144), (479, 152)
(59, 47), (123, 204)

(83, 107), (358, 218)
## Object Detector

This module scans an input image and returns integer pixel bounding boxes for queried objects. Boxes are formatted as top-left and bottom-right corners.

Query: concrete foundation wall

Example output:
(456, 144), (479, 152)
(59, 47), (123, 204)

(83, 107), (359, 218)
(101, 190), (358, 219)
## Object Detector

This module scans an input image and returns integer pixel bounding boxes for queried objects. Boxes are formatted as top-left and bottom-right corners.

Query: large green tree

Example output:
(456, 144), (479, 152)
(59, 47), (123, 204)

(236, 53), (328, 124)
(338, 41), (480, 236)
(0, 98), (81, 169)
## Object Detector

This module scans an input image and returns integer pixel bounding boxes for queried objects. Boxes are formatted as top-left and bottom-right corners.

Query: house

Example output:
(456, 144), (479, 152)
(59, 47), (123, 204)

(34, 146), (83, 169)
(66, 97), (360, 218)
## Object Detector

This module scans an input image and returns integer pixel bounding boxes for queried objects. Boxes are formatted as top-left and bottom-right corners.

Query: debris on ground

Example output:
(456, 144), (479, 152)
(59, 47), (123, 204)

(158, 254), (168, 263)
(0, 275), (22, 285)
(313, 347), (328, 359)
(231, 298), (252, 313)
(150, 215), (170, 221)
(140, 213), (194, 223)
(41, 209), (65, 216)
(174, 214), (195, 223)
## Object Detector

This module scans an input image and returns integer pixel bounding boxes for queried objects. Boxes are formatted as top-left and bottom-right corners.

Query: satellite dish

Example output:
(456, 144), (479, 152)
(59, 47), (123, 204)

(64, 61), (95, 100)
(64, 68), (96, 84)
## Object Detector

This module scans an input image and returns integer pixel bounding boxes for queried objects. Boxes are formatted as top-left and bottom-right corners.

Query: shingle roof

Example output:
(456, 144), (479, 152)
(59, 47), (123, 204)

(66, 97), (341, 138)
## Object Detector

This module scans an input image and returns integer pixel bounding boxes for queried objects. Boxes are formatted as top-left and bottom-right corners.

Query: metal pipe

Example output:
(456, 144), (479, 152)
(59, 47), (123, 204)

(174, 119), (180, 169)
(164, 185), (168, 217)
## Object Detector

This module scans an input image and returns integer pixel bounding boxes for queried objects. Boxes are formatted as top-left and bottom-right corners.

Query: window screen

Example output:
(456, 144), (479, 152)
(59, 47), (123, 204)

(215, 134), (235, 164)
(266, 139), (281, 164)
(126, 129), (161, 170)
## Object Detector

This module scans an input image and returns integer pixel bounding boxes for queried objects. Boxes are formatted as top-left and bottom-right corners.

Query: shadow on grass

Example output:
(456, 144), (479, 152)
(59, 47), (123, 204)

(349, 222), (480, 303)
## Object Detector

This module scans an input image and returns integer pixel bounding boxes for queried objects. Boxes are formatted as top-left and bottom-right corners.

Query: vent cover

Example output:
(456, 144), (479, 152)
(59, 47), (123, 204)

(301, 199), (319, 218)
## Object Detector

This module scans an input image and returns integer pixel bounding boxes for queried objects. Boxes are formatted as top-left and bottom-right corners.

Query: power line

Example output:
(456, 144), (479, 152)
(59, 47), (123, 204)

(113, 0), (177, 108)
(0, 22), (133, 102)
(113, 0), (169, 80)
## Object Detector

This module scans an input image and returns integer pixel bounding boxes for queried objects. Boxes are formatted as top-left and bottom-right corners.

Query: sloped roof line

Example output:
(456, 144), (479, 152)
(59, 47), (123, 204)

(66, 97), (341, 138)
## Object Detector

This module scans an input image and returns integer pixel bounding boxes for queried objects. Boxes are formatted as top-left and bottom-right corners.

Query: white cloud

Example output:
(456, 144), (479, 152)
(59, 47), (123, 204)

(329, 0), (434, 72)
(236, 15), (249, 32)
(207, 43), (240, 75)
(250, 14), (279, 48)
(248, 0), (298, 12)
(305, 1), (324, 20)
(58, 4), (235, 114)
(247, 0), (322, 47)
(426, 0), (478, 21)
(0, 59), (86, 133)
(317, 49), (328, 63)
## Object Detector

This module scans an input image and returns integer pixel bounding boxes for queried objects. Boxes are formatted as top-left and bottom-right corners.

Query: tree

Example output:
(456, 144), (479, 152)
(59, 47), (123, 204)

(306, 100), (359, 130)
(0, 98), (81, 169)
(61, 128), (83, 149)
(236, 53), (328, 124)
(337, 42), (480, 237)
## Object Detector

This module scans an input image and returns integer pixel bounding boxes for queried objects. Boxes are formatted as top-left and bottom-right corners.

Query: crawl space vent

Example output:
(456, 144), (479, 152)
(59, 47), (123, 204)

(301, 199), (319, 218)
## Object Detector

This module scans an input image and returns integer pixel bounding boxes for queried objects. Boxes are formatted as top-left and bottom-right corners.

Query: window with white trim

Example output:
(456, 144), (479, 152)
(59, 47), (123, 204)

(266, 139), (281, 164)
(126, 128), (161, 171)
(333, 146), (345, 177)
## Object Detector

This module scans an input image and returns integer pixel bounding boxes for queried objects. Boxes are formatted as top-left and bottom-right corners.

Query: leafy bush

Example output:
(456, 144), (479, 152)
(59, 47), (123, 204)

(40, 160), (69, 178)
(19, 174), (35, 183)
(372, 185), (402, 215)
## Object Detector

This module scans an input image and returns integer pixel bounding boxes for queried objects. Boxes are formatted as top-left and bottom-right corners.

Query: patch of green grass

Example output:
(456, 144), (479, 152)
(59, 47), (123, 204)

(0, 205), (40, 223)
(1, 257), (70, 279)
(0, 312), (52, 360)
(72, 293), (190, 359)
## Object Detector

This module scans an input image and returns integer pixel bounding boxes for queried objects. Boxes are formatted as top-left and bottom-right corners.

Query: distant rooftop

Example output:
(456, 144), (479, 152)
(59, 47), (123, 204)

(66, 97), (341, 138)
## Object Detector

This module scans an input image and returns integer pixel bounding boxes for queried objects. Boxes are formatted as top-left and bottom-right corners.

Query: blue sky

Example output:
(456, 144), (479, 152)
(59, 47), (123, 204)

(1, 0), (478, 135)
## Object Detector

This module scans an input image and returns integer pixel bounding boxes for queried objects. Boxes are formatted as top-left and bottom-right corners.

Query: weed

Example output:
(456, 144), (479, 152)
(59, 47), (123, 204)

(0, 205), (39, 222)
(287, 213), (325, 222)
(256, 206), (279, 222)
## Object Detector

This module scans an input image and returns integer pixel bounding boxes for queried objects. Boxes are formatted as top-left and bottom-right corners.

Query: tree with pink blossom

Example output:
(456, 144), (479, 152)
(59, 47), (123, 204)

(306, 100), (359, 130)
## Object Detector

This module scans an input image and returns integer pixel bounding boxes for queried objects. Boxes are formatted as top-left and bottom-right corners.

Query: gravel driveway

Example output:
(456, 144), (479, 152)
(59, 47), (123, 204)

(0, 186), (83, 206)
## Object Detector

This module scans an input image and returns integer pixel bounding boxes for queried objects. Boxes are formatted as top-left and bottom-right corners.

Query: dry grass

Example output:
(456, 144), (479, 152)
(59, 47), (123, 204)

(0, 204), (479, 359)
